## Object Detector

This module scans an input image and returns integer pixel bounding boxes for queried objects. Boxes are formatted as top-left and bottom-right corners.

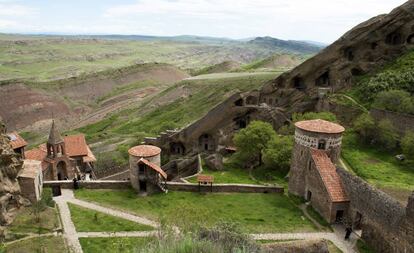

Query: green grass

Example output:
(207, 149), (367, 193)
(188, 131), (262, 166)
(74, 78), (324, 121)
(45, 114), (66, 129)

(187, 163), (257, 184)
(79, 237), (154, 253)
(305, 206), (332, 230)
(74, 189), (317, 233)
(8, 206), (59, 234)
(0, 34), (302, 82)
(327, 240), (343, 253)
(68, 203), (154, 232)
(356, 240), (375, 253)
(342, 133), (414, 202)
(251, 166), (289, 188)
(5, 236), (68, 253)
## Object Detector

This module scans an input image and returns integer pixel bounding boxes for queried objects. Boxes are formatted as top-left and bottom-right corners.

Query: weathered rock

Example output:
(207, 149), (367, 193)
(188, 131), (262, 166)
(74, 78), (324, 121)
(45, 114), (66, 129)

(204, 153), (224, 171)
(0, 119), (24, 226)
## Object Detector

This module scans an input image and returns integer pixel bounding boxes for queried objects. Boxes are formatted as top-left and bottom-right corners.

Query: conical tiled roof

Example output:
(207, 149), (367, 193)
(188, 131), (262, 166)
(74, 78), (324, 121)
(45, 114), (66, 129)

(48, 120), (64, 145)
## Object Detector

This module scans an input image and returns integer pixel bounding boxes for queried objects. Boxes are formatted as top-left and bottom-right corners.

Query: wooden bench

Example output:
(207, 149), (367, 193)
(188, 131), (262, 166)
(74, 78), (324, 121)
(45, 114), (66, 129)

(197, 174), (214, 192)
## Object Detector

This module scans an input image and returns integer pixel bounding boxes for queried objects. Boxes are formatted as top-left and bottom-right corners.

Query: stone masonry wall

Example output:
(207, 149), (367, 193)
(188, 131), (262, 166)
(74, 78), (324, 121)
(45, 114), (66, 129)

(337, 167), (413, 253)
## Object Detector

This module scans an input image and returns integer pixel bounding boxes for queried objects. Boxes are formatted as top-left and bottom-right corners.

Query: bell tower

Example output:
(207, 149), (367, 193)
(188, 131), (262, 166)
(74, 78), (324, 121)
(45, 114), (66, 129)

(47, 120), (65, 158)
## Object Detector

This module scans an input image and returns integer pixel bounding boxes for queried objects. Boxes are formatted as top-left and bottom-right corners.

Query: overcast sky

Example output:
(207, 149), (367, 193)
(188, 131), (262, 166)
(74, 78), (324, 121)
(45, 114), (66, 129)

(0, 0), (408, 43)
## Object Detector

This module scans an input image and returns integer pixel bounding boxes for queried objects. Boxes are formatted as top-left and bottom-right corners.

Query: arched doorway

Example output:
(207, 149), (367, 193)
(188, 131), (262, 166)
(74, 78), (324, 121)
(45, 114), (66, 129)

(199, 134), (215, 152)
(170, 142), (186, 155)
(56, 161), (67, 180)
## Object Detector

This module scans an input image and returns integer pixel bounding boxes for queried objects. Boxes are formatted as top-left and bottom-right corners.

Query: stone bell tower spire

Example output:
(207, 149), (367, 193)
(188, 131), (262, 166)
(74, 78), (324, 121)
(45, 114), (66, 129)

(47, 120), (65, 158)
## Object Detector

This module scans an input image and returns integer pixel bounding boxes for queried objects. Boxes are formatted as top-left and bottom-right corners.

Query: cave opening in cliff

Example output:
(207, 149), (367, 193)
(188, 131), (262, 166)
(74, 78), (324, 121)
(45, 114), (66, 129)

(234, 98), (244, 106)
(292, 76), (306, 90)
(344, 47), (354, 61)
(386, 32), (403, 45)
(315, 71), (330, 87)
(351, 68), (364, 76)
(407, 34), (414, 44)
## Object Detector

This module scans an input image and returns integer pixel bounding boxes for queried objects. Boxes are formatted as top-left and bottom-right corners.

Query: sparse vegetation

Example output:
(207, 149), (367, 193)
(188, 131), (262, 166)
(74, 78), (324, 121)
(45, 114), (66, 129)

(401, 132), (414, 161)
(5, 236), (67, 253)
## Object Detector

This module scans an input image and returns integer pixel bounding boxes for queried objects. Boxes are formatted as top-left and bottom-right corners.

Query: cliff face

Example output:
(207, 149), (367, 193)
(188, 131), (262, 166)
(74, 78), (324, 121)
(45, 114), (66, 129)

(260, 0), (414, 113)
(0, 119), (25, 226)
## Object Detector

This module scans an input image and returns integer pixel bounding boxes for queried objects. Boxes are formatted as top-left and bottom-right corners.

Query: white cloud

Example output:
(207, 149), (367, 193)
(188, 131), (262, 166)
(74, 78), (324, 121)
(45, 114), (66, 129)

(0, 3), (36, 16)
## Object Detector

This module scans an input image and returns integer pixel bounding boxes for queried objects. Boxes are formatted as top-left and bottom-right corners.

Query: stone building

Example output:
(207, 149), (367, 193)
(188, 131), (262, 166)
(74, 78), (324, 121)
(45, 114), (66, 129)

(7, 131), (27, 159)
(25, 121), (96, 180)
(289, 119), (349, 223)
(128, 145), (168, 195)
(18, 160), (43, 203)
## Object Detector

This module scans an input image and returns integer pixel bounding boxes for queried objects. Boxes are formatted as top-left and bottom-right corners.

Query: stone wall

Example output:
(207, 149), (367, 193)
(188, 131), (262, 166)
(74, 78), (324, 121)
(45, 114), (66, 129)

(370, 108), (414, 135)
(337, 167), (414, 253)
(166, 182), (284, 193)
(43, 180), (131, 189)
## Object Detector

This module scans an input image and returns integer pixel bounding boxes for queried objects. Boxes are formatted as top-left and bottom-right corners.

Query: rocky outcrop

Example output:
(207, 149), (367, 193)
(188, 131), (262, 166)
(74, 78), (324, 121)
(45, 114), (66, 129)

(261, 0), (414, 114)
(0, 119), (26, 226)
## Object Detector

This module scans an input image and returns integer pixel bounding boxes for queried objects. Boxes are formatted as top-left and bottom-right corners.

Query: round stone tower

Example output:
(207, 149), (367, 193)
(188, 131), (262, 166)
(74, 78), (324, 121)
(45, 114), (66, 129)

(288, 119), (345, 197)
(128, 145), (162, 194)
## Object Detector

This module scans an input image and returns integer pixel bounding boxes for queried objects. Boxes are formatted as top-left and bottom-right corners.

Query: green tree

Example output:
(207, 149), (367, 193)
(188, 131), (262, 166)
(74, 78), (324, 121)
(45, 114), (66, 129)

(401, 132), (414, 160)
(262, 135), (293, 173)
(377, 119), (398, 150)
(233, 121), (277, 166)
(353, 113), (376, 144)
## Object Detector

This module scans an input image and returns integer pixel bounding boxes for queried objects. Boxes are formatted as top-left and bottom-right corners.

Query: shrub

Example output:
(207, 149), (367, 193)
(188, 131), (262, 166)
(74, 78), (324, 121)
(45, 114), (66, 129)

(377, 119), (398, 150)
(233, 121), (277, 166)
(372, 90), (414, 114)
(353, 113), (376, 144)
(401, 132), (414, 160)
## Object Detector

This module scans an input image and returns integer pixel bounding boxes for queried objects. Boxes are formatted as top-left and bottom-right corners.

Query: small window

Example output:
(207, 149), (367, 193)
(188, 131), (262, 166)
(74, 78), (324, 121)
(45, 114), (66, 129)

(318, 139), (326, 150)
(139, 164), (145, 173)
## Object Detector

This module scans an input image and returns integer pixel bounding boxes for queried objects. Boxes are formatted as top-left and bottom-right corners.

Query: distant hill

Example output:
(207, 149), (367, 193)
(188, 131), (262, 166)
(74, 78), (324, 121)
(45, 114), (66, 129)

(241, 54), (304, 71)
(193, 61), (241, 75)
(248, 36), (323, 54)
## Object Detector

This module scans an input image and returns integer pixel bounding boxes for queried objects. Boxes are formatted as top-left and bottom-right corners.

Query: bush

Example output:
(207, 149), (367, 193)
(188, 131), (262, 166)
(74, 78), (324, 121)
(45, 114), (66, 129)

(372, 90), (414, 114)
(233, 121), (277, 166)
(262, 135), (293, 173)
(401, 132), (414, 160)
(353, 113), (376, 144)
(377, 119), (398, 150)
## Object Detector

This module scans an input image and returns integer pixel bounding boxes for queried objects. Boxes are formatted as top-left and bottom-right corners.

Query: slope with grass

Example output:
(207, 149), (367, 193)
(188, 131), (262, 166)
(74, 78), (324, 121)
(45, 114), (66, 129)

(80, 237), (154, 253)
(75, 189), (318, 233)
(341, 133), (414, 203)
(240, 53), (305, 72)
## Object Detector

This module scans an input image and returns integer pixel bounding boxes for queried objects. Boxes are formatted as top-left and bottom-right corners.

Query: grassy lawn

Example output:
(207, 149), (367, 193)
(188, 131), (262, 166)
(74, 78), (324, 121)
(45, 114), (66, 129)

(79, 237), (154, 253)
(68, 203), (154, 232)
(187, 164), (257, 184)
(8, 206), (59, 234)
(342, 134), (414, 203)
(5, 236), (67, 253)
(75, 189), (317, 233)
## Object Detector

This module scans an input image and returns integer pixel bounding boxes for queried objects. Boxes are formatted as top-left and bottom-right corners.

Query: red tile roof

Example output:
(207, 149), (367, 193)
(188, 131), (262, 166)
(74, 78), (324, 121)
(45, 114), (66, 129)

(83, 146), (97, 163)
(311, 149), (349, 202)
(7, 131), (27, 149)
(138, 158), (167, 179)
(129, 145), (161, 157)
(295, 119), (345, 134)
(25, 148), (49, 171)
(64, 134), (88, 157)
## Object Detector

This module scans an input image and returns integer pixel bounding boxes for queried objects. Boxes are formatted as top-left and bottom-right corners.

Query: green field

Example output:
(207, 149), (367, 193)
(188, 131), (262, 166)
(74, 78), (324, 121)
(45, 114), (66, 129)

(5, 236), (68, 253)
(342, 134), (414, 202)
(68, 203), (154, 232)
(74, 189), (317, 233)
(0, 34), (307, 81)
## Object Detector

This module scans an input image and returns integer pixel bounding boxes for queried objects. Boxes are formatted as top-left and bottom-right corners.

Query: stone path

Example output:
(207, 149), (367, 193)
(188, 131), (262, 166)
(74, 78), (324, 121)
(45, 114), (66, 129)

(54, 190), (83, 253)
(53, 189), (357, 253)
(77, 231), (158, 238)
